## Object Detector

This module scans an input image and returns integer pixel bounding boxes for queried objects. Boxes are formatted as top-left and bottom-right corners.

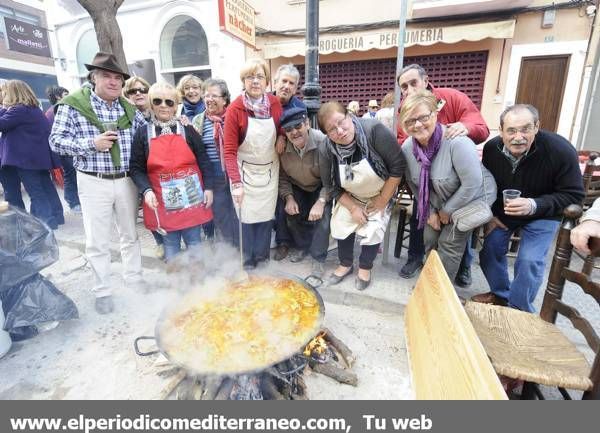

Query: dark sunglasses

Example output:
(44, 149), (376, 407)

(152, 98), (176, 107)
(283, 123), (304, 133)
(126, 87), (148, 96)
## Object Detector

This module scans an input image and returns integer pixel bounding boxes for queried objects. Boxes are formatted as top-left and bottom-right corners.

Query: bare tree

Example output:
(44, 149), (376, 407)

(76, 0), (128, 73)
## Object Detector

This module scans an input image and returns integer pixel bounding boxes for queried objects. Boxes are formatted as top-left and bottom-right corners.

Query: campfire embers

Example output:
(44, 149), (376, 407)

(152, 328), (357, 400)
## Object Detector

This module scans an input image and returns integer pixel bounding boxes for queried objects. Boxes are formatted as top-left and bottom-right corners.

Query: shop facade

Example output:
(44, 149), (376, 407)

(46, 0), (246, 96)
(0, 0), (57, 108)
(252, 0), (595, 141)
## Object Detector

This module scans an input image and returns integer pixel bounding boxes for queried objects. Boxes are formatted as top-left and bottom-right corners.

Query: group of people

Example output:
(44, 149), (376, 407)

(1, 50), (589, 319)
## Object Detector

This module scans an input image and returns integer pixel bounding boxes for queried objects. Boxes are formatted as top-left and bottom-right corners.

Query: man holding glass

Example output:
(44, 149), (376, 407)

(472, 104), (584, 312)
(50, 52), (146, 315)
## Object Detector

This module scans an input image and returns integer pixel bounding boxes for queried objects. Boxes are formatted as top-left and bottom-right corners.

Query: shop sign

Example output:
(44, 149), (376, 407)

(218, 0), (256, 48)
(4, 17), (51, 58)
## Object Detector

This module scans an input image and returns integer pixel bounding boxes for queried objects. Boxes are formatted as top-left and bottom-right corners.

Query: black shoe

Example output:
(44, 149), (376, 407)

(95, 296), (114, 315)
(328, 265), (354, 285)
(455, 266), (472, 288)
(243, 259), (256, 270)
(273, 245), (289, 261)
(355, 271), (372, 291)
(399, 259), (423, 278)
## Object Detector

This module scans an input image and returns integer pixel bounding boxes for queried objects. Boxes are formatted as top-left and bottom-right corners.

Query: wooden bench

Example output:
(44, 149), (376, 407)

(404, 250), (507, 399)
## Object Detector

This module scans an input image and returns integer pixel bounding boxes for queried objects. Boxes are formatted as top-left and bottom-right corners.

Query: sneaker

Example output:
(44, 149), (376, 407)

(273, 245), (289, 261)
(289, 249), (308, 263)
(154, 244), (165, 260)
(399, 258), (423, 278)
(70, 204), (82, 213)
(94, 296), (114, 315)
(455, 265), (472, 288)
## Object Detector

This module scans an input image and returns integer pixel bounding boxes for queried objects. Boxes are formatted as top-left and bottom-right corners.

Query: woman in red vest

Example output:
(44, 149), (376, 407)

(130, 82), (214, 262)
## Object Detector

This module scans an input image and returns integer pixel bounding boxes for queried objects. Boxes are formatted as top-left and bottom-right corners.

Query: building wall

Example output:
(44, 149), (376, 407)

(47, 0), (247, 97)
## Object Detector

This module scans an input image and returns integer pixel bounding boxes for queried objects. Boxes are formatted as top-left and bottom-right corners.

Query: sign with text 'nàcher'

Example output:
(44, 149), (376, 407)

(218, 0), (256, 48)
(4, 17), (51, 58)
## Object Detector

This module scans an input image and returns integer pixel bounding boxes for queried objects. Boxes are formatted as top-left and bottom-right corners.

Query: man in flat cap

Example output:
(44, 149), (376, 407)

(50, 52), (147, 315)
(278, 107), (332, 277)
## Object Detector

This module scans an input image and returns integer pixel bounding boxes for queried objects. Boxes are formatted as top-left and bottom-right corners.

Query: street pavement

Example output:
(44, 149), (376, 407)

(0, 190), (598, 399)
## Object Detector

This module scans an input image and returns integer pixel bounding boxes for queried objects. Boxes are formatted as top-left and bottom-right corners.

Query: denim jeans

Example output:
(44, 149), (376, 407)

(163, 225), (202, 262)
(0, 166), (25, 209)
(479, 219), (560, 312)
(275, 196), (293, 247)
(2, 166), (64, 229)
(284, 185), (331, 262)
(242, 220), (273, 266)
(60, 155), (80, 209)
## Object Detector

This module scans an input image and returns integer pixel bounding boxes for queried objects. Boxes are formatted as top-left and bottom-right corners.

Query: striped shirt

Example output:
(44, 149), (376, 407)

(49, 90), (146, 173)
(201, 117), (221, 164)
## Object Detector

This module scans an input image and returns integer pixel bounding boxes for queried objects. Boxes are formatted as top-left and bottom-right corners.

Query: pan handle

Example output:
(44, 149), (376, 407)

(304, 274), (323, 289)
(133, 336), (160, 356)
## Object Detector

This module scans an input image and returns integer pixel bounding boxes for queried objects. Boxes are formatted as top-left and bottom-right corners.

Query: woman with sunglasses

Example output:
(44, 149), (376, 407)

(192, 79), (239, 247)
(224, 58), (283, 269)
(400, 90), (488, 282)
(317, 101), (405, 290)
(130, 82), (214, 262)
(123, 77), (151, 121)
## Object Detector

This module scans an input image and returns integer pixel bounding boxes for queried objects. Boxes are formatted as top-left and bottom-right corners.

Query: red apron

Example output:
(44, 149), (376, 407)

(143, 123), (213, 231)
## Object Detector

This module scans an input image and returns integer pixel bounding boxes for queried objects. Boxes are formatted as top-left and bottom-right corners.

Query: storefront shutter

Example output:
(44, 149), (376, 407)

(296, 51), (487, 115)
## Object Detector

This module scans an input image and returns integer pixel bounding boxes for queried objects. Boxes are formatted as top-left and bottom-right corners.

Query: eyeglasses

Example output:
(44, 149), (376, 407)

(126, 87), (148, 96)
(325, 115), (348, 136)
(244, 74), (266, 82)
(505, 125), (536, 136)
(204, 93), (224, 100)
(284, 123), (304, 133)
(152, 98), (176, 107)
(404, 112), (433, 127)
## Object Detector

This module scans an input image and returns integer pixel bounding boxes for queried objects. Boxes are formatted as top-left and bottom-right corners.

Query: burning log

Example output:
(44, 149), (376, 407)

(260, 375), (285, 400)
(201, 376), (223, 400)
(158, 370), (186, 400)
(310, 362), (358, 386)
(291, 375), (309, 400)
(322, 328), (356, 368)
(214, 378), (234, 400)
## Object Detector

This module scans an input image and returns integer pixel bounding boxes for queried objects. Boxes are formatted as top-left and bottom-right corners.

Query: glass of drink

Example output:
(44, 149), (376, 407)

(503, 189), (521, 206)
(102, 121), (117, 132)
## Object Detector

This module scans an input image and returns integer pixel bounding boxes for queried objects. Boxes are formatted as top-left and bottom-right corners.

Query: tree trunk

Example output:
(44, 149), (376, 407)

(77, 0), (129, 74)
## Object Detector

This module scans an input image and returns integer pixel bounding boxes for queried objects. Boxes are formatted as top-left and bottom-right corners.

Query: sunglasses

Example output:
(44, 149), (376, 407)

(126, 87), (148, 96)
(283, 123), (304, 133)
(152, 98), (176, 107)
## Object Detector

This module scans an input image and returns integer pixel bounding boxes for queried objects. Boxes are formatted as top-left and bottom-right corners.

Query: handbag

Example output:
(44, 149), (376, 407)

(451, 165), (497, 232)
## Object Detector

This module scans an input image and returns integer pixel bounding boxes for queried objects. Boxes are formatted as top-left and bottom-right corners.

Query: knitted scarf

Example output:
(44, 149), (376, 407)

(207, 112), (226, 172)
(412, 122), (443, 229)
(182, 98), (205, 120)
(243, 92), (271, 119)
(325, 115), (389, 186)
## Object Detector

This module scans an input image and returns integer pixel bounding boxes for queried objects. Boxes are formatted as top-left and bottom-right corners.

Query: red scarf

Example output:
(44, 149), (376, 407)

(207, 112), (226, 172)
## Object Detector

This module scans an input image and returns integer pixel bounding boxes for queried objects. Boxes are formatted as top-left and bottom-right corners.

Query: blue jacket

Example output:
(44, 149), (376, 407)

(0, 105), (60, 170)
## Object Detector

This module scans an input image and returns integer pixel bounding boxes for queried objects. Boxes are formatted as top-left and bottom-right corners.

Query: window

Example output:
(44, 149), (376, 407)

(76, 29), (99, 77)
(159, 15), (211, 84)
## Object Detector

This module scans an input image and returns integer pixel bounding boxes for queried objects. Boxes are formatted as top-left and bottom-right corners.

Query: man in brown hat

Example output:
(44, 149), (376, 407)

(50, 52), (146, 315)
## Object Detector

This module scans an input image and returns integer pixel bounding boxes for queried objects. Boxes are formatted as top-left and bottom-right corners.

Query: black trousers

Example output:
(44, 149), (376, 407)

(275, 196), (293, 247)
(337, 233), (379, 270)
(285, 185), (331, 262)
(242, 220), (273, 265)
(211, 174), (240, 247)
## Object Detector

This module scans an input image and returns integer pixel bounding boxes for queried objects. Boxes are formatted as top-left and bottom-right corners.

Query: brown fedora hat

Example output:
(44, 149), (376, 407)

(85, 52), (130, 80)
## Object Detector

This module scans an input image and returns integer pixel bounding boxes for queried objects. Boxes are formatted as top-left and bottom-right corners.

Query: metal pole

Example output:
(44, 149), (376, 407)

(392, 0), (409, 135)
(302, 0), (321, 128)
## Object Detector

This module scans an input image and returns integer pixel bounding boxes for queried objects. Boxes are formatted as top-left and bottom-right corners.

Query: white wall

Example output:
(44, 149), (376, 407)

(46, 0), (246, 94)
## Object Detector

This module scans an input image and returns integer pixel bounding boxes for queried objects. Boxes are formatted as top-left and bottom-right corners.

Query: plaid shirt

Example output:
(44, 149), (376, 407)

(49, 90), (146, 173)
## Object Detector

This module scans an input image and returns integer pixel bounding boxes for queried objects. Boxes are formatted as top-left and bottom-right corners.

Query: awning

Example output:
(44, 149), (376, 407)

(260, 19), (515, 59)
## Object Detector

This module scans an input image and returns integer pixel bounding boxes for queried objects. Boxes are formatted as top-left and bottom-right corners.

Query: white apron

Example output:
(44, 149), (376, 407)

(236, 117), (278, 223)
(330, 158), (391, 245)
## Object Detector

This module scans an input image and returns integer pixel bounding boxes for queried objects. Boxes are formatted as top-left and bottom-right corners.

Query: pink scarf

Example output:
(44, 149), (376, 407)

(412, 123), (443, 229)
(242, 92), (271, 119)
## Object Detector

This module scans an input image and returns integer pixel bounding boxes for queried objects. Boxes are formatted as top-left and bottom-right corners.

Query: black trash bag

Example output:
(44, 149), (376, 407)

(0, 274), (79, 338)
(0, 205), (59, 289)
